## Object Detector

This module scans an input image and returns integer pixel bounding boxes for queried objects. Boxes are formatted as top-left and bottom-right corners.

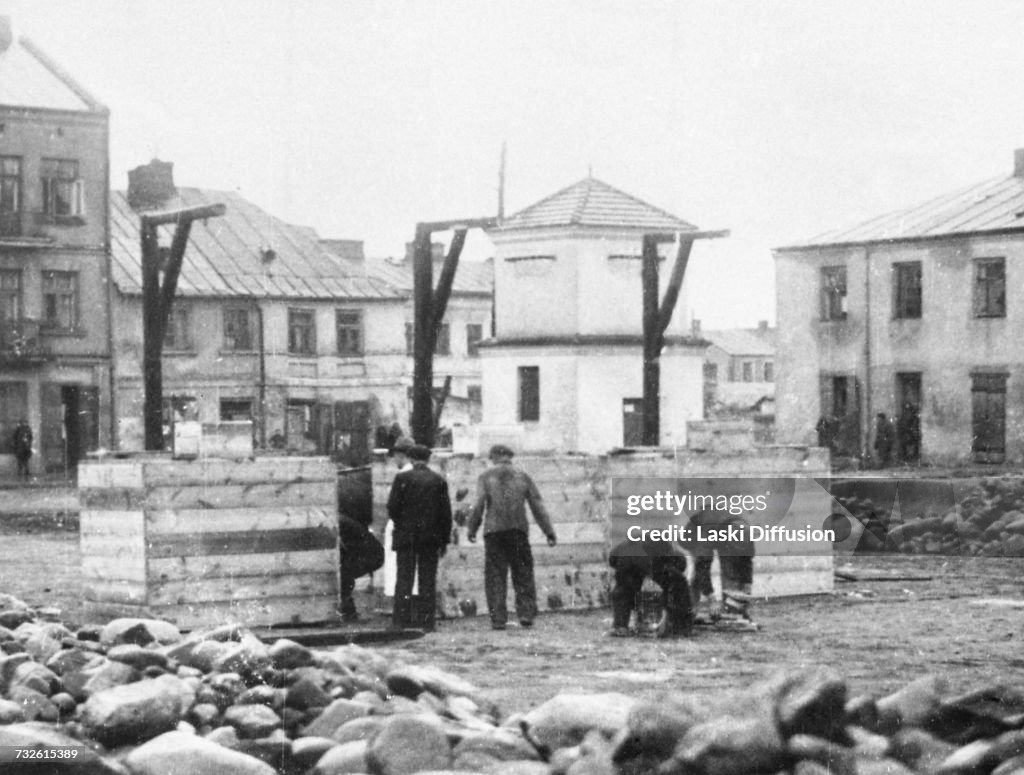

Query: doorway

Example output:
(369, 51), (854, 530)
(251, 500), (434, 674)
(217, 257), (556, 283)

(40, 383), (99, 474)
(622, 398), (644, 447)
(896, 372), (922, 463)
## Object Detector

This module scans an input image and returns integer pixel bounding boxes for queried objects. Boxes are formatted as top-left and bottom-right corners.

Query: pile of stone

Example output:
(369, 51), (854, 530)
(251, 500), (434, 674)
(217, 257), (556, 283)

(839, 479), (1024, 557)
(2, 593), (1024, 774)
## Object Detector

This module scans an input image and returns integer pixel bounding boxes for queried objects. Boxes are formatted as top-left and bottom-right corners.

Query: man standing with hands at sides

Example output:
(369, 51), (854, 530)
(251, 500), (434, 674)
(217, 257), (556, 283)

(386, 444), (452, 631)
(467, 445), (557, 630)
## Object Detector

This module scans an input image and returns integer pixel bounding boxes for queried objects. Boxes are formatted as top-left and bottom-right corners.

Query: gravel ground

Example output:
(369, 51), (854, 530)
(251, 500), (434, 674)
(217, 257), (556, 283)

(1, 508), (1020, 717)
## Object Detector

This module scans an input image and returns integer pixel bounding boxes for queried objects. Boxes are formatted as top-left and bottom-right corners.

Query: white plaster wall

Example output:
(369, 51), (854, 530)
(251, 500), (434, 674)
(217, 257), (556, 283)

(489, 228), (691, 340)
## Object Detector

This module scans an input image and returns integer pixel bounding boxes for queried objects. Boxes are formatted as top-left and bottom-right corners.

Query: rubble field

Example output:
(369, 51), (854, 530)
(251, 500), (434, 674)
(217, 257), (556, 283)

(0, 514), (1022, 773)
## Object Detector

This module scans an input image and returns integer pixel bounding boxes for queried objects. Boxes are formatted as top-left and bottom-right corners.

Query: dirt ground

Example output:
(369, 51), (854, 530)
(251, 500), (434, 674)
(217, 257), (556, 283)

(1, 510), (1022, 717)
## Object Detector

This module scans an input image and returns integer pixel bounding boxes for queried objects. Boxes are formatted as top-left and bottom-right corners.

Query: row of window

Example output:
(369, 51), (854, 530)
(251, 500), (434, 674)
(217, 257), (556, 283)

(1, 156), (85, 234)
(0, 268), (79, 330)
(820, 258), (1006, 321)
(162, 304), (487, 358)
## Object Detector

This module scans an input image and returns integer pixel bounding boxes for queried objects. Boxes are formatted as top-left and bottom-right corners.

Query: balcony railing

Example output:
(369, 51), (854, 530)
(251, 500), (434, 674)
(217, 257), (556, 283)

(0, 318), (51, 365)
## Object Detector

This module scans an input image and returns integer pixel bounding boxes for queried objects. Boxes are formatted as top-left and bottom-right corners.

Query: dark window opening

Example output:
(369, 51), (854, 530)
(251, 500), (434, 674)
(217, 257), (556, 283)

(223, 307), (255, 351)
(893, 261), (922, 319)
(288, 309), (316, 355)
(974, 258), (1006, 318)
(820, 266), (847, 321)
(336, 309), (363, 356)
(518, 366), (540, 422)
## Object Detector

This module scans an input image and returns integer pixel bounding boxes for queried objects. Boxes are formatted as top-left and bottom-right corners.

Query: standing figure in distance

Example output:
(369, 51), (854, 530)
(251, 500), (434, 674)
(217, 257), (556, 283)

(467, 444), (557, 630)
(874, 412), (895, 468)
(385, 444), (452, 631)
(12, 419), (33, 481)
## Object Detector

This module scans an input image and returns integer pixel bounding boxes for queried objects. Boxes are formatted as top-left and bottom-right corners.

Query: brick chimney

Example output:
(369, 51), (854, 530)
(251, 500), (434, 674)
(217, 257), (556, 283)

(127, 159), (176, 210)
(0, 17), (13, 52)
(691, 318), (702, 336)
(758, 320), (769, 332)
(1015, 149), (1024, 178)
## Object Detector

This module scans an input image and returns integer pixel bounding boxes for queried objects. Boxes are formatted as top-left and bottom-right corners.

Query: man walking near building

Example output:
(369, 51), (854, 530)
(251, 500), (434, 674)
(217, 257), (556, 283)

(12, 419), (33, 481)
(385, 444), (452, 631)
(467, 445), (557, 630)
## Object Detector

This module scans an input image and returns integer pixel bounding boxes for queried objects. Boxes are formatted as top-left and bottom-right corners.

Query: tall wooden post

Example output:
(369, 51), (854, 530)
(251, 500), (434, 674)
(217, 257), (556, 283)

(410, 217), (497, 446)
(140, 203), (226, 450)
(640, 229), (728, 446)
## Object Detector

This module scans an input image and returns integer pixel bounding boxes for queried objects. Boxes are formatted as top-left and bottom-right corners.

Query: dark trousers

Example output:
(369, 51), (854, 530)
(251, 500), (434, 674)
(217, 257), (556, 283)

(611, 556), (692, 635)
(338, 518), (384, 616)
(15, 454), (30, 479)
(393, 548), (439, 629)
(484, 529), (537, 626)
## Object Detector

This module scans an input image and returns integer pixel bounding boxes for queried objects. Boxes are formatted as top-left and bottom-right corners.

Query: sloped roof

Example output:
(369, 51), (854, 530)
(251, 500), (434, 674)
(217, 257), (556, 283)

(110, 188), (404, 300)
(783, 173), (1024, 249)
(0, 37), (105, 113)
(704, 327), (775, 356)
(363, 256), (493, 296)
(497, 177), (698, 232)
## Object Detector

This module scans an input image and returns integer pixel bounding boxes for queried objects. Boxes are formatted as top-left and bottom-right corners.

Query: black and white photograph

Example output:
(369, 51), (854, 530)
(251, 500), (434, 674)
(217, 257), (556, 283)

(1, 1), (1024, 771)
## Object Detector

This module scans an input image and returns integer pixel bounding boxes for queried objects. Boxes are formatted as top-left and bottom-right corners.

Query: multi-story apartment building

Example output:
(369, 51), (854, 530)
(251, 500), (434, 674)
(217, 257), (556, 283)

(0, 20), (112, 476)
(774, 149), (1024, 465)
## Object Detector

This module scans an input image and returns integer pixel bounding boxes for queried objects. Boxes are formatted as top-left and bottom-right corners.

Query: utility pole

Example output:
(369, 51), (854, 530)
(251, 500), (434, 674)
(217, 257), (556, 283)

(641, 229), (729, 446)
(411, 217), (497, 446)
(141, 202), (226, 450)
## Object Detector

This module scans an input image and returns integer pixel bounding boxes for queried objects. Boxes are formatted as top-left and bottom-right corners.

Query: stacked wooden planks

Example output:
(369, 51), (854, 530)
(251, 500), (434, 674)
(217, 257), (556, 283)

(79, 457), (339, 629)
(373, 450), (834, 618)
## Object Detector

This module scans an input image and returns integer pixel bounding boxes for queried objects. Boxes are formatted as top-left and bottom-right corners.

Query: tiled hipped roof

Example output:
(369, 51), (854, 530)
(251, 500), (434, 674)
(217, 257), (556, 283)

(786, 173), (1024, 248)
(498, 177), (698, 232)
(110, 189), (403, 300)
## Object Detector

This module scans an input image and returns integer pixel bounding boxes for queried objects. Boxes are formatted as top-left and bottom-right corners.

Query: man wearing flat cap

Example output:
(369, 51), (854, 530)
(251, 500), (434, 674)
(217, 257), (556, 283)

(386, 444), (452, 631)
(467, 445), (557, 630)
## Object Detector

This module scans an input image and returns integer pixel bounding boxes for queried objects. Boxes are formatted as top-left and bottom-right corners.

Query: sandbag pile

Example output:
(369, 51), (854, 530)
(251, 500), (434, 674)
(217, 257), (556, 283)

(2, 593), (1024, 774)
(838, 480), (1024, 556)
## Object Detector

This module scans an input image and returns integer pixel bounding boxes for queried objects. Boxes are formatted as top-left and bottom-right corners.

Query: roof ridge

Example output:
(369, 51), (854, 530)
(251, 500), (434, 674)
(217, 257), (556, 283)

(569, 178), (592, 225)
(18, 37), (107, 114)
(586, 177), (698, 231)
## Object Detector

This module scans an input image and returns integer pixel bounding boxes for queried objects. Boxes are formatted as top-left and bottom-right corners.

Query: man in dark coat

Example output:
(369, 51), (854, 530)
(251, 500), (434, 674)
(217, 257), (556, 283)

(385, 444), (452, 630)
(467, 444), (557, 630)
(608, 538), (694, 638)
(12, 419), (32, 481)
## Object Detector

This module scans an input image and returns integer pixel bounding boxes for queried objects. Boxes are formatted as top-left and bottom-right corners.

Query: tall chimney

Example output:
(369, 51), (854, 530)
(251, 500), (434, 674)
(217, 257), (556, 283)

(127, 160), (176, 210)
(758, 320), (768, 332)
(1015, 149), (1024, 178)
(0, 17), (13, 52)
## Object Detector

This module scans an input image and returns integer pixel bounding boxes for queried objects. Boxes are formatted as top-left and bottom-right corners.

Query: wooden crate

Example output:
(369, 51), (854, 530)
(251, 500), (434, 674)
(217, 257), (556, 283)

(78, 456), (339, 630)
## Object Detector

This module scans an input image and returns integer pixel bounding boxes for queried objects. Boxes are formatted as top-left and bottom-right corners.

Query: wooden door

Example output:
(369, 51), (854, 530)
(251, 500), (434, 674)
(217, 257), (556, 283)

(622, 398), (644, 447)
(334, 401), (371, 466)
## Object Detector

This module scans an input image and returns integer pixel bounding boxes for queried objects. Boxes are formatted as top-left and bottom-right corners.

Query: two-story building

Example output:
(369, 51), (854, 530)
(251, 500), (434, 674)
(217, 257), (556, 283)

(0, 20), (112, 476)
(774, 149), (1024, 466)
(480, 176), (708, 453)
(110, 161), (412, 464)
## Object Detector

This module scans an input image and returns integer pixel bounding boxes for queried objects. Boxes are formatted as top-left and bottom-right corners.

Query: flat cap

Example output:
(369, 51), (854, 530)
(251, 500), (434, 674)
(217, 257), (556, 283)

(488, 444), (515, 460)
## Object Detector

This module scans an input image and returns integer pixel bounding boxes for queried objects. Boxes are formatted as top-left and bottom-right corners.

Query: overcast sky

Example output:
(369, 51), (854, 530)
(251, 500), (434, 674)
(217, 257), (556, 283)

(11, 1), (1024, 327)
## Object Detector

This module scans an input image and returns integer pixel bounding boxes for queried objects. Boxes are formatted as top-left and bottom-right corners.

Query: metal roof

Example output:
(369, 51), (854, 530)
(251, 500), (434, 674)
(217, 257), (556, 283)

(362, 256), (493, 296)
(0, 37), (105, 113)
(110, 189), (405, 300)
(783, 174), (1024, 249)
(704, 327), (775, 357)
(496, 177), (698, 232)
